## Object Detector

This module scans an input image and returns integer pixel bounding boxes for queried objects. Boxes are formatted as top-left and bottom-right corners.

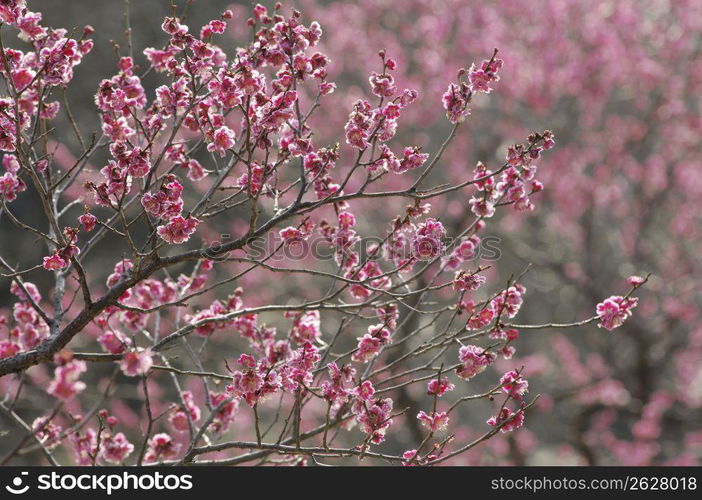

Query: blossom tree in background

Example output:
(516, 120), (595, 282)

(0, 0), (658, 466)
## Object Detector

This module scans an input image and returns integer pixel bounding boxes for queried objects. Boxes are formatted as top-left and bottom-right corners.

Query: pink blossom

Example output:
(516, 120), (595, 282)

(500, 370), (529, 400)
(392, 147), (428, 174)
(157, 216), (200, 244)
(144, 433), (180, 463)
(169, 391), (201, 432)
(280, 226), (304, 245)
(596, 295), (639, 331)
(32, 416), (62, 450)
(456, 344), (496, 380)
(319, 81), (336, 95)
(185, 159), (207, 181)
(351, 385), (394, 445)
(453, 271), (486, 291)
(70, 428), (98, 466)
(627, 275), (646, 287)
(352, 324), (392, 362)
(369, 72), (397, 97)
(427, 377), (455, 397)
(288, 310), (322, 344)
(119, 348), (153, 376)
(43, 253), (68, 271)
(79, 212), (97, 231)
(487, 405), (526, 433)
(98, 330), (131, 354)
(209, 392), (239, 432)
(207, 126), (236, 156)
(417, 410), (449, 432)
(468, 56), (503, 94)
(411, 218), (446, 261)
(469, 196), (496, 218)
(100, 432), (134, 464)
(442, 82), (470, 123)
(353, 380), (376, 401)
(47, 357), (87, 400)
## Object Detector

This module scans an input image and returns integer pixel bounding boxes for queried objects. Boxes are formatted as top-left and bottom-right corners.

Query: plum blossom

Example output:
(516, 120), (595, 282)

(288, 310), (322, 344)
(157, 216), (200, 244)
(141, 175), (184, 219)
(207, 126), (236, 156)
(596, 295), (639, 331)
(32, 416), (62, 450)
(169, 391), (201, 433)
(0, 0), (664, 468)
(70, 428), (98, 466)
(456, 344), (496, 380)
(321, 362), (356, 404)
(417, 410), (449, 432)
(411, 218), (446, 261)
(119, 348), (153, 376)
(43, 253), (69, 271)
(427, 377), (455, 397)
(442, 82), (471, 124)
(352, 323), (392, 362)
(47, 355), (87, 400)
(453, 271), (486, 291)
(79, 212), (97, 231)
(144, 433), (180, 463)
(392, 147), (428, 174)
(627, 275), (646, 287)
(98, 329), (131, 354)
(100, 432), (134, 464)
(487, 405), (526, 433)
(500, 370), (529, 400)
(209, 392), (239, 432)
(351, 380), (394, 445)
(468, 56), (504, 94)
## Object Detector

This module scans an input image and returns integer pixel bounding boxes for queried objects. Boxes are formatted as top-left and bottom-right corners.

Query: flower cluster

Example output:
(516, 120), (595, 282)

(352, 323), (392, 363)
(142, 174), (184, 219)
(144, 433), (180, 463)
(279, 219), (315, 246)
(157, 216), (200, 245)
(411, 218), (446, 261)
(169, 391), (202, 433)
(321, 362), (356, 406)
(98, 410), (135, 464)
(417, 410), (450, 432)
(500, 370), (529, 400)
(427, 377), (455, 397)
(487, 405), (526, 433)
(351, 380), (394, 445)
(209, 392), (240, 433)
(441, 53), (503, 124)
(597, 295), (639, 331)
(456, 344), (496, 380)
(287, 310), (322, 344)
(47, 353), (87, 400)
(0, 154), (25, 202)
(469, 131), (554, 218)
(119, 348), (153, 377)
(32, 416), (62, 451)
(0, 282), (49, 356)
(453, 270), (486, 291)
(345, 54), (423, 175)
(318, 211), (361, 269)
(42, 227), (81, 271)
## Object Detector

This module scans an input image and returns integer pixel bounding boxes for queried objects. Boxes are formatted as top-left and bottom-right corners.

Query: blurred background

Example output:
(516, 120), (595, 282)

(1, 0), (701, 465)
